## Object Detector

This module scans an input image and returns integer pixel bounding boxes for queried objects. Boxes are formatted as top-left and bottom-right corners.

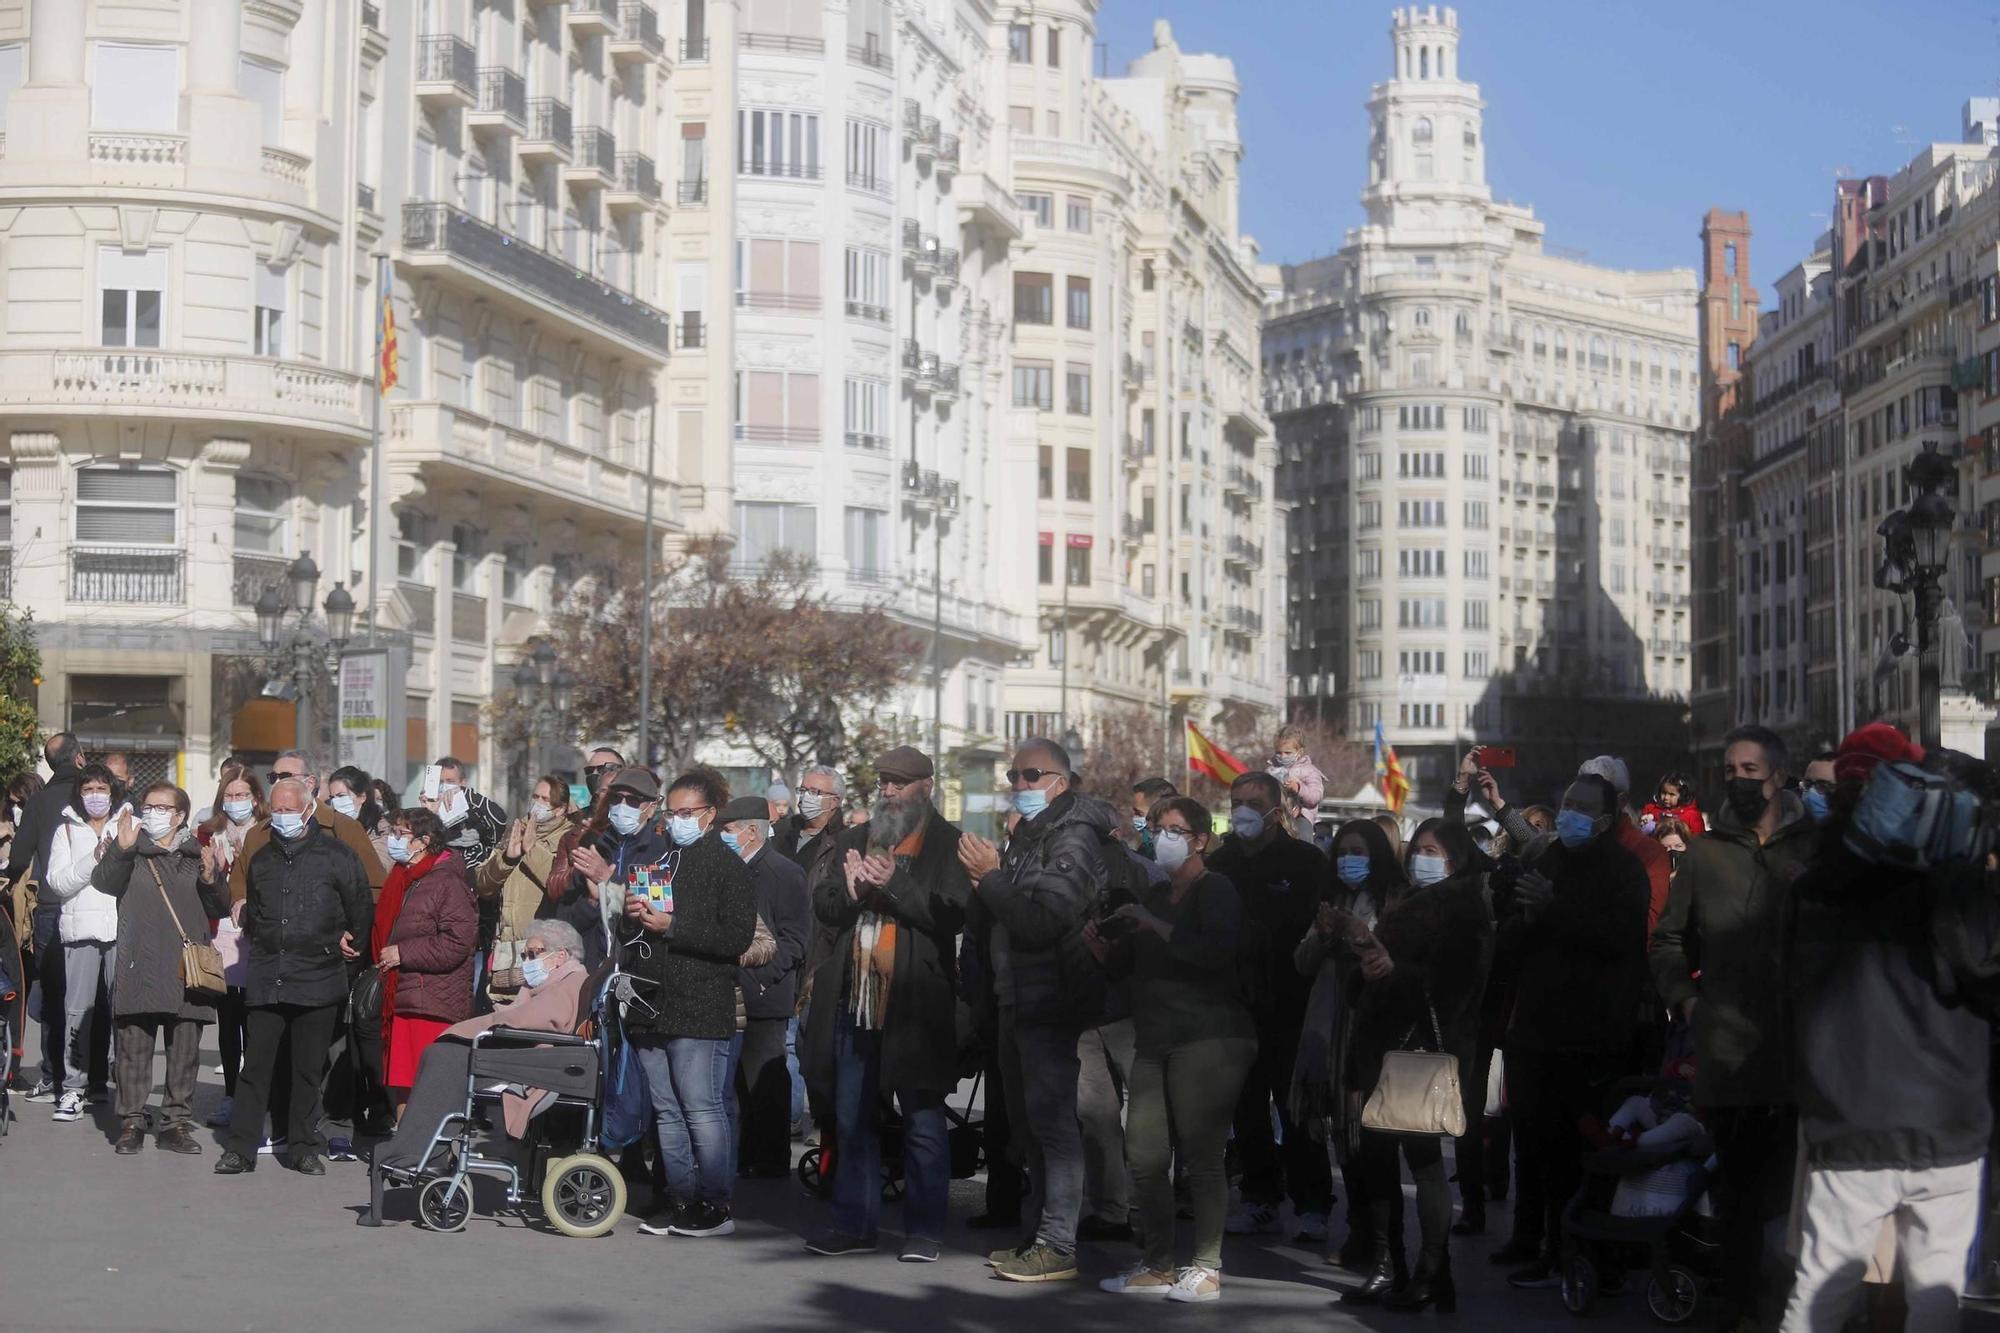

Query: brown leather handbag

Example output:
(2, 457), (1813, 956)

(147, 858), (227, 998)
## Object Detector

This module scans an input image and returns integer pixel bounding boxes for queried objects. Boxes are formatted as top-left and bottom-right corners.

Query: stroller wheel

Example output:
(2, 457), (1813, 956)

(797, 1146), (824, 1194)
(1645, 1266), (1701, 1325)
(417, 1175), (473, 1233)
(542, 1153), (627, 1238)
(1561, 1255), (1597, 1316)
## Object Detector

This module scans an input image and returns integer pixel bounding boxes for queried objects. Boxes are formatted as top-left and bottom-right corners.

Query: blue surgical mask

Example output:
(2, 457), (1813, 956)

(1337, 854), (1372, 886)
(521, 955), (550, 989)
(720, 830), (742, 855)
(1556, 809), (1600, 849)
(668, 814), (703, 847)
(386, 834), (412, 863)
(271, 811), (307, 840)
(223, 798), (254, 825)
(1229, 807), (1264, 841)
(1131, 814), (1148, 833)
(1409, 853), (1450, 886)
(1802, 787), (1830, 823)
(329, 793), (359, 820)
(607, 804), (644, 837)
(1013, 787), (1050, 819)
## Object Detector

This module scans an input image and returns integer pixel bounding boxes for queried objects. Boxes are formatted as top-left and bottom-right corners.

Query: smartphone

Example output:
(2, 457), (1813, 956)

(651, 867), (674, 914)
(421, 764), (444, 800)
(1479, 746), (1518, 769)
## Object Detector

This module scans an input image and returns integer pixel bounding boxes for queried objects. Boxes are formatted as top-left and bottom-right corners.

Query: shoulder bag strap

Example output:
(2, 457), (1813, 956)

(145, 856), (196, 945)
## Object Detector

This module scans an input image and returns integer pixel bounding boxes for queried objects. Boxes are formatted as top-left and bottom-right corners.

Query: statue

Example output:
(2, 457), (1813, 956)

(1153, 18), (1173, 49)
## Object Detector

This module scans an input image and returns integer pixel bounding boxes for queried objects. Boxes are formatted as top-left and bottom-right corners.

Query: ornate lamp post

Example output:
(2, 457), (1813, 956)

(1876, 443), (1957, 751)
(255, 554), (355, 754)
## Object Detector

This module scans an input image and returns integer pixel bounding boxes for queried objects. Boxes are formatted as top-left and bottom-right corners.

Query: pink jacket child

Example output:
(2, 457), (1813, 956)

(1270, 726), (1328, 809)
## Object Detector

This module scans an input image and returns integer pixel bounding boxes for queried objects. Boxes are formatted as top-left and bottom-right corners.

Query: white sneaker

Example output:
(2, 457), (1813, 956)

(1166, 1266), (1222, 1303)
(1294, 1211), (1329, 1243)
(256, 1135), (289, 1156)
(51, 1092), (84, 1122)
(206, 1096), (234, 1129)
(1099, 1263), (1177, 1295)
(1224, 1202), (1279, 1235)
(22, 1079), (56, 1103)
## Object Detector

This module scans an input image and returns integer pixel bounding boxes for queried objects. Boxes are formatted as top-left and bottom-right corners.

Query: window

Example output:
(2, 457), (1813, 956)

(1398, 548), (1445, 577)
(1357, 549), (1381, 580)
(1066, 276), (1091, 329)
(234, 476), (290, 554)
(99, 247), (165, 348)
(842, 245), (889, 320)
(1463, 451), (1488, 479)
(1399, 650), (1445, 675)
(1463, 406), (1489, 433)
(1413, 116), (1433, 144)
(845, 118), (891, 192)
(735, 368), (821, 443)
(1465, 649), (1489, 677)
(1045, 109), (1060, 136)
(1018, 192), (1053, 228)
(1046, 25), (1061, 66)
(1038, 540), (1053, 584)
(92, 43), (178, 131)
(1358, 452), (1382, 481)
(844, 507), (884, 579)
(1464, 548), (1488, 578)
(1464, 500), (1489, 528)
(843, 377), (888, 448)
(1037, 447), (1052, 499)
(1065, 542), (1090, 586)
(1724, 242), (1738, 276)
(238, 56), (283, 145)
(1358, 649), (1382, 679)
(1398, 451), (1445, 478)
(1397, 404), (1446, 430)
(1142, 564), (1156, 597)
(734, 501), (818, 566)
(450, 523), (483, 593)
(1008, 23), (1032, 63)
(1397, 499), (1445, 528)
(0, 45), (22, 132)
(1013, 361), (1053, 410)
(1014, 271), (1053, 324)
(1065, 364), (1091, 416)
(1357, 500), (1382, 530)
(1400, 703), (1444, 728)
(738, 107), (821, 179)
(253, 263), (285, 357)
(1413, 307), (1433, 329)
(1065, 196), (1091, 233)
(1065, 447), (1091, 501)
(1357, 599), (1381, 630)
(680, 122), (709, 198)
(1464, 600), (1489, 629)
(1726, 342), (1741, 371)
(1008, 105), (1033, 133)
(1398, 598), (1447, 628)
(738, 236), (820, 311)
(396, 511), (431, 580)
(75, 464), (177, 546)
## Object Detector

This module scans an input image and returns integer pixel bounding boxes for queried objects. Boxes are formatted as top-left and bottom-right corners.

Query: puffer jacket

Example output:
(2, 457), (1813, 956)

(239, 818), (374, 1008)
(387, 853), (480, 1022)
(1650, 791), (1819, 1106)
(973, 790), (1110, 1026)
(44, 802), (130, 944)
(92, 832), (229, 1020)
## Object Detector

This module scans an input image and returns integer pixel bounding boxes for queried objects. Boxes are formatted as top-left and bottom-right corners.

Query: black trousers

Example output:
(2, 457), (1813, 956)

(227, 1002), (339, 1157)
(735, 1016), (792, 1175)
(981, 1036), (1023, 1217)
(1454, 1036), (1510, 1211)
(1506, 1047), (1622, 1259)
(1708, 1104), (1798, 1328)
(216, 988), (247, 1097)
(1233, 1023), (1334, 1215)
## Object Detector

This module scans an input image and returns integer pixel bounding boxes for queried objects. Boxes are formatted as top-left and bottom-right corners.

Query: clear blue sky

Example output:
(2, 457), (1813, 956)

(1095, 0), (2000, 294)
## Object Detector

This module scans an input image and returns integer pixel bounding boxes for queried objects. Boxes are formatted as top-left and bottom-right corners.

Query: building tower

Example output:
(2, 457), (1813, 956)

(1364, 6), (1489, 234)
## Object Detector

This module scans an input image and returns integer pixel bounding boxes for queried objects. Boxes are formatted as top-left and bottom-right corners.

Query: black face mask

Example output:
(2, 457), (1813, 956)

(1723, 776), (1771, 824)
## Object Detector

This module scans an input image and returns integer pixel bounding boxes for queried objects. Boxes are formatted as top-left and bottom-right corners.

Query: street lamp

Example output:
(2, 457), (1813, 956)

(255, 557), (354, 754)
(903, 464), (959, 760)
(1876, 443), (1958, 750)
(512, 636), (572, 781)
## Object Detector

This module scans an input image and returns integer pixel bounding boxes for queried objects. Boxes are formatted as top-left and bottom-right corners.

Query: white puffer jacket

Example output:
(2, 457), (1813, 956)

(45, 803), (127, 944)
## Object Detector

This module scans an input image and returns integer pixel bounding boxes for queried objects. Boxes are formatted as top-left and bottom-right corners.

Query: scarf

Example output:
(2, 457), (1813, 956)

(849, 823), (925, 1030)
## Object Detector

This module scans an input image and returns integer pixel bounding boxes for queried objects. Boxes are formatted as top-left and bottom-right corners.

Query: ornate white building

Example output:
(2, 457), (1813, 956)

(1263, 5), (1699, 801)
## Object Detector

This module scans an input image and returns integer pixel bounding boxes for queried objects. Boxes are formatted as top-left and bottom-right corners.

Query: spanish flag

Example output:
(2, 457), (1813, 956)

(378, 291), (399, 393)
(1374, 719), (1410, 815)
(1186, 719), (1247, 786)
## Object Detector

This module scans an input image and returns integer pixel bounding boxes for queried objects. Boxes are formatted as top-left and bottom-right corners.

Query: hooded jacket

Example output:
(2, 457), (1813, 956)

(972, 790), (1110, 1026)
(1649, 789), (1818, 1106)
(45, 800), (131, 944)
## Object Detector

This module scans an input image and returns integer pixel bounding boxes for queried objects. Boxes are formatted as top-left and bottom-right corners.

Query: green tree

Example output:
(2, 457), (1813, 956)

(0, 602), (43, 783)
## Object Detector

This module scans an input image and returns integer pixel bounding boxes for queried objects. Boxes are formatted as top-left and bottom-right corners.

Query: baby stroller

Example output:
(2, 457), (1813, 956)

(1558, 1077), (1720, 1325)
(379, 960), (632, 1237)
(796, 1071), (994, 1200)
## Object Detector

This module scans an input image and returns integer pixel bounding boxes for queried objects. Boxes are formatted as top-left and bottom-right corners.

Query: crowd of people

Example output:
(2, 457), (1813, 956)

(1, 717), (1997, 1329)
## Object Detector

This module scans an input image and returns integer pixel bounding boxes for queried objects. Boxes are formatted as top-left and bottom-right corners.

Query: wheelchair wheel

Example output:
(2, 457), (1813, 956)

(541, 1153), (627, 1239)
(797, 1146), (824, 1193)
(417, 1175), (473, 1233)
(1561, 1254), (1597, 1316)
(1645, 1266), (1700, 1326)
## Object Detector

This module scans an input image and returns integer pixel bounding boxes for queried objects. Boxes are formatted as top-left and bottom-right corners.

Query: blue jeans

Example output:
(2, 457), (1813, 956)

(632, 1035), (733, 1208)
(786, 1015), (806, 1125)
(831, 1011), (950, 1243)
(722, 1030), (744, 1180)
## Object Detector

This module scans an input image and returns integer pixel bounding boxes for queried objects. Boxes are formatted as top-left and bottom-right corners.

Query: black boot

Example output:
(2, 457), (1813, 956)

(1335, 1202), (1379, 1269)
(1339, 1203), (1400, 1305)
(1385, 1249), (1455, 1314)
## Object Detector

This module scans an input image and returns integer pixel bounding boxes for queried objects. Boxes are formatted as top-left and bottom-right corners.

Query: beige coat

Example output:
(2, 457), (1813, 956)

(444, 956), (589, 1138)
(475, 813), (577, 947)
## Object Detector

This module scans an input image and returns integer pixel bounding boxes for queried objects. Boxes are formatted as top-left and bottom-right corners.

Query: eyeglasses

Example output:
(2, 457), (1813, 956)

(522, 947), (547, 959)
(1005, 768), (1059, 786)
(585, 763), (618, 778)
(608, 794), (648, 810)
(801, 787), (840, 800)
(667, 804), (712, 820)
(1802, 778), (1838, 795)
(141, 804), (178, 816)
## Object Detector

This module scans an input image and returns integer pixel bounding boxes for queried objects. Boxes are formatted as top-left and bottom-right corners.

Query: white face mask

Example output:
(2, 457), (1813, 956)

(1409, 853), (1450, 886)
(796, 791), (827, 821)
(530, 800), (553, 824)
(141, 809), (179, 845)
(1153, 829), (1193, 873)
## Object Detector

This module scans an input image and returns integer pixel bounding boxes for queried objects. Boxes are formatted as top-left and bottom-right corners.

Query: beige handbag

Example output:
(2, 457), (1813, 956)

(147, 858), (228, 998)
(1361, 999), (1467, 1137)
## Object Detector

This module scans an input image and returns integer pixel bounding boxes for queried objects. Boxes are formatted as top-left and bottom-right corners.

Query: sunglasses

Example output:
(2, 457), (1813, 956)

(585, 763), (618, 777)
(1006, 767), (1060, 786)
(608, 794), (648, 810)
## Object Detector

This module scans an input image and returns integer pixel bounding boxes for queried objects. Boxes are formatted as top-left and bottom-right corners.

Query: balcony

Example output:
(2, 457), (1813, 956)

(902, 339), (939, 393)
(361, 1), (380, 29)
(677, 178), (708, 206)
(929, 362), (960, 400)
(903, 219), (940, 274)
(678, 37), (709, 62)
(519, 98), (572, 164)
(936, 249), (961, 288)
(609, 4), (664, 61)
(675, 315), (706, 350)
(737, 287), (820, 314)
(416, 36), (477, 108)
(231, 552), (292, 607)
(845, 299), (890, 325)
(1222, 464), (1263, 500)
(740, 154), (822, 182)
(388, 400), (667, 525)
(958, 169), (1023, 240)
(848, 38), (892, 71)
(401, 202), (672, 356)
(606, 152), (659, 213)
(1221, 605), (1263, 634)
(71, 547), (184, 605)
(0, 349), (370, 441)
(468, 67), (526, 136)
(564, 127), (616, 189)
(846, 169), (891, 197)
(903, 100), (939, 156)
(565, 0), (619, 39)
(845, 430), (889, 453)
(1226, 535), (1264, 566)
(936, 132), (960, 175)
(741, 31), (825, 55)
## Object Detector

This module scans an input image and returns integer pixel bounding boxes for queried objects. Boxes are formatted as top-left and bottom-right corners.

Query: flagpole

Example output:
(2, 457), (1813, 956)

(637, 403), (655, 767)
(367, 251), (387, 647)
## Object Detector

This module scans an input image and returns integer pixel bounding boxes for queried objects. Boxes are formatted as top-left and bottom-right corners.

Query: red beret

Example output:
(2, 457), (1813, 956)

(1834, 722), (1924, 786)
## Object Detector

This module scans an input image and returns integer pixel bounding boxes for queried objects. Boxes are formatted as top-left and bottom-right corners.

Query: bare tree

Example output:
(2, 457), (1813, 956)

(1076, 704), (1173, 806)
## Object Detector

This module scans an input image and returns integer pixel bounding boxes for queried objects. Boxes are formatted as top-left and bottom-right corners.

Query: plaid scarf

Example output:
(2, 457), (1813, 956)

(848, 824), (926, 1030)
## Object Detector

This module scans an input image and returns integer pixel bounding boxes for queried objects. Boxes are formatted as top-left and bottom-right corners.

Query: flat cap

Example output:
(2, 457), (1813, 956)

(605, 766), (659, 799)
(719, 795), (771, 825)
(875, 746), (934, 783)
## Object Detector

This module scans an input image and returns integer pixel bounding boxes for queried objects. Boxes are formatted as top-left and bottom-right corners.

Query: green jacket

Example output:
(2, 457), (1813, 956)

(1648, 791), (1818, 1106)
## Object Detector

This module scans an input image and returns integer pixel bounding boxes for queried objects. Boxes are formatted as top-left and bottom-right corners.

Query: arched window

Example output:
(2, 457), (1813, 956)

(1413, 116), (1433, 145)
(1419, 46), (1429, 79)
(1413, 307), (1433, 328)
(1464, 127), (1477, 149)
(1589, 336), (1608, 371)
(1454, 310), (1472, 340)
(1554, 330), (1568, 361)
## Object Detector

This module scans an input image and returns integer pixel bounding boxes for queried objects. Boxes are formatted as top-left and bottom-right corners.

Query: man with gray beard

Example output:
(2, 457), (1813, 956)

(801, 747), (969, 1263)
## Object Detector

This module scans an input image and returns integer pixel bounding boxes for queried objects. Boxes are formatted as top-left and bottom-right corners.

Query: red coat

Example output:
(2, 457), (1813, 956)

(382, 850), (480, 1023)
(1641, 801), (1705, 837)
(1618, 816), (1673, 936)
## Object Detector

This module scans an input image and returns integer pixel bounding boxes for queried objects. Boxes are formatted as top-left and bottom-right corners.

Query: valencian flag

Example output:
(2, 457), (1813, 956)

(1186, 719), (1248, 786)
(378, 290), (398, 393)
(1374, 719), (1410, 815)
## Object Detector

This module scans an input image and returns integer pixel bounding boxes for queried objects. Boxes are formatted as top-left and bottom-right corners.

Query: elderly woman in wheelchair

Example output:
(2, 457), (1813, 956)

(363, 918), (627, 1235)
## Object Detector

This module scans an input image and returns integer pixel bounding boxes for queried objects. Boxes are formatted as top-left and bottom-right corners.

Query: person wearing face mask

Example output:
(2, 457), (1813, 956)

(1269, 725), (1329, 820)
(326, 765), (393, 876)
(476, 775), (579, 996)
(956, 738), (1113, 1283)
(10, 733), (89, 1104)
(551, 768), (668, 967)
(217, 776), (371, 1176)
(228, 751), (386, 904)
(372, 807), (479, 1116)
(1649, 724), (1817, 1332)
(196, 765), (266, 1127)
(41, 762), (129, 1122)
(1494, 772), (1649, 1292)
(424, 755), (507, 876)
(605, 768), (757, 1240)
(1206, 770), (1336, 1242)
(1089, 797), (1257, 1304)
(1798, 750), (1838, 824)
(90, 783), (228, 1154)
(1127, 777), (1178, 857)
(581, 745), (627, 800)
(1340, 819), (1494, 1314)
(773, 764), (847, 874)
(1576, 754), (1673, 938)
